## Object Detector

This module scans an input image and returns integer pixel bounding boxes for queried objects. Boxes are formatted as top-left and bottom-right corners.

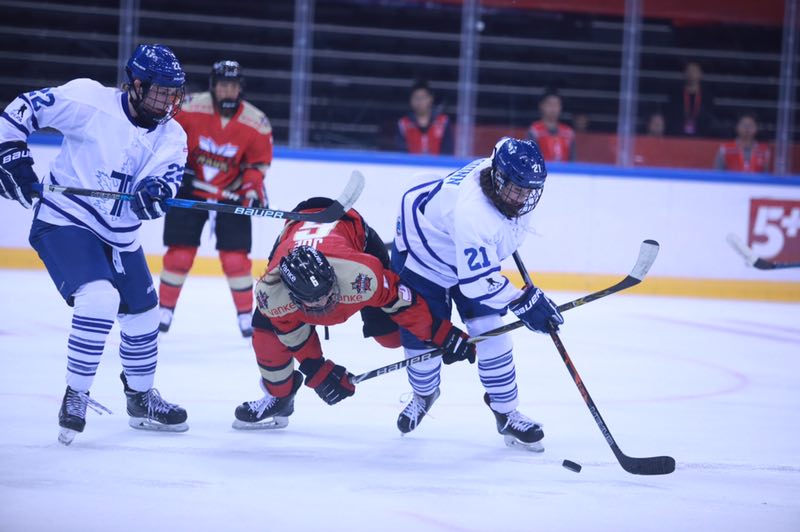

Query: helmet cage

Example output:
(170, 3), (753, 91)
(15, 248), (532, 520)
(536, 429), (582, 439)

(492, 167), (543, 217)
(209, 60), (244, 115)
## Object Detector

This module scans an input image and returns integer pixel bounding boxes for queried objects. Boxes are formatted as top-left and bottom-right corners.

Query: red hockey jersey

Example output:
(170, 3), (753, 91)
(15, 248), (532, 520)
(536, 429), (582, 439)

(175, 92), (273, 199)
(253, 210), (439, 365)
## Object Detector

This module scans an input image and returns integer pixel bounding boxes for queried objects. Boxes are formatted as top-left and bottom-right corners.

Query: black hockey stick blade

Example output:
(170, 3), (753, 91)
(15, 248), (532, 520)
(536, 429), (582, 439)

(726, 233), (800, 270)
(617, 451), (676, 476)
(351, 239), (660, 384)
(549, 330), (675, 476)
(31, 170), (365, 222)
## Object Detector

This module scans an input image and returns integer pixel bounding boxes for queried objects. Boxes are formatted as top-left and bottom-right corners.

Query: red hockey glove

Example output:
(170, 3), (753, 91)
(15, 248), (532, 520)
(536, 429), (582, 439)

(298, 357), (355, 405)
(432, 320), (476, 365)
(238, 170), (266, 208)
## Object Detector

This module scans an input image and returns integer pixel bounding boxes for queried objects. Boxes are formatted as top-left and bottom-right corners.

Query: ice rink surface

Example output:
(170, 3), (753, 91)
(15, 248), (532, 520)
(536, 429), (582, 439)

(0, 270), (798, 532)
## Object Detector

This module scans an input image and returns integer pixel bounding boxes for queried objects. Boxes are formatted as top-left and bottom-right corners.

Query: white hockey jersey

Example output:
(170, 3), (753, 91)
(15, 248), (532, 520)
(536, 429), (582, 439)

(394, 157), (532, 310)
(0, 78), (187, 251)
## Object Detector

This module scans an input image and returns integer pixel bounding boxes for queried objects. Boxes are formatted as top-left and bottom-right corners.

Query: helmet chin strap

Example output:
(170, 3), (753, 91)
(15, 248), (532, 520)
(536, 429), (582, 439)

(128, 85), (158, 129)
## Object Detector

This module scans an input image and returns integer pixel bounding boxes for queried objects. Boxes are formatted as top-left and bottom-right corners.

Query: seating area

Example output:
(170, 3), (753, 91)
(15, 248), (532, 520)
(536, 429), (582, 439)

(0, 0), (792, 169)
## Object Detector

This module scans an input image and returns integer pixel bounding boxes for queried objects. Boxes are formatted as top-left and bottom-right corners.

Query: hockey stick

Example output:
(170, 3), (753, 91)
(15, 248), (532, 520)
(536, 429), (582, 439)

(351, 239), (660, 384)
(513, 250), (675, 476)
(726, 233), (800, 270)
(191, 178), (243, 202)
(31, 169), (365, 223)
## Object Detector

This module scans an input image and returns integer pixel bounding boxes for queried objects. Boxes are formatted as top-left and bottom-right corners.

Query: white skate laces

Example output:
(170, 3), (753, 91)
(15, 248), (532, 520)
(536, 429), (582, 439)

(503, 410), (542, 433)
(143, 388), (179, 417)
(401, 393), (433, 426)
(246, 394), (278, 417)
(65, 389), (112, 417)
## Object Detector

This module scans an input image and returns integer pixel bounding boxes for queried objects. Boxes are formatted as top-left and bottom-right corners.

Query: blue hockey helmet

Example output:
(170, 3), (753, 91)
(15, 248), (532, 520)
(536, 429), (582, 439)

(488, 138), (548, 217)
(126, 44), (185, 88)
(125, 44), (185, 127)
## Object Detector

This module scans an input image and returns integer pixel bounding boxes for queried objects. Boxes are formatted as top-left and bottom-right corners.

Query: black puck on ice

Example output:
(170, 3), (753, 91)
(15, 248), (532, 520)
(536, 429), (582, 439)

(562, 459), (582, 473)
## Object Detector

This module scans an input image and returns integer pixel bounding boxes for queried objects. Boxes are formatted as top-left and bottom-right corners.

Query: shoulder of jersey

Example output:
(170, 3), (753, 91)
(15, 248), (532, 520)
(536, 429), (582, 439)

(180, 92), (215, 114)
(58, 78), (116, 105)
(328, 255), (381, 306)
(254, 268), (296, 319)
(237, 100), (272, 135)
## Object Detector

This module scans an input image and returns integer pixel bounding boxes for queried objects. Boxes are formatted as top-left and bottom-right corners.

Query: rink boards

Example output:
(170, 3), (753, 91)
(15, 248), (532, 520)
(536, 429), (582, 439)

(0, 138), (798, 301)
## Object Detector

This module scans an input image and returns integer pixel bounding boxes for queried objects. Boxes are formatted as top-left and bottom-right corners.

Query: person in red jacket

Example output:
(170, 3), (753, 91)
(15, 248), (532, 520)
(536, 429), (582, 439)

(396, 80), (454, 155)
(159, 60), (273, 337)
(232, 198), (476, 430)
(714, 113), (771, 173)
(528, 91), (576, 162)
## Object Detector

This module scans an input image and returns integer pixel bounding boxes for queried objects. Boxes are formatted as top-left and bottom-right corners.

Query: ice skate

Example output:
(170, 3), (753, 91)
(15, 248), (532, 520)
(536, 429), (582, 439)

(158, 306), (174, 333)
(232, 372), (302, 430)
(120, 372), (188, 432)
(397, 387), (440, 434)
(484, 393), (544, 452)
(58, 386), (112, 446)
(237, 312), (253, 338)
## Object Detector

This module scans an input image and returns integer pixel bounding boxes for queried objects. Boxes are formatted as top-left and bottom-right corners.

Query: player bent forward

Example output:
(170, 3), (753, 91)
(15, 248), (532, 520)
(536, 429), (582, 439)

(0, 44), (189, 444)
(232, 199), (476, 429)
(391, 138), (563, 451)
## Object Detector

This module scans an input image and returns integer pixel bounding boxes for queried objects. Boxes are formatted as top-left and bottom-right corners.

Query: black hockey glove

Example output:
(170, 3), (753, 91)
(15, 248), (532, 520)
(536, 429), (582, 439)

(0, 141), (38, 208)
(509, 286), (564, 334)
(432, 320), (476, 365)
(299, 357), (355, 405)
(132, 176), (172, 220)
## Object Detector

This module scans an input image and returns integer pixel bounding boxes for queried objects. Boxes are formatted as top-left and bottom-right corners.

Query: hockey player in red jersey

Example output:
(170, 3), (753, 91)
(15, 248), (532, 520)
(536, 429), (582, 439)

(159, 60), (273, 337)
(232, 198), (476, 429)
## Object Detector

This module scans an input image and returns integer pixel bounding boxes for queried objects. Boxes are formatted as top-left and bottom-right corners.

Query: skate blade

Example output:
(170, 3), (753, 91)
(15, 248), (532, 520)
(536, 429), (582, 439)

(128, 417), (189, 433)
(58, 428), (78, 446)
(503, 434), (544, 452)
(231, 416), (289, 430)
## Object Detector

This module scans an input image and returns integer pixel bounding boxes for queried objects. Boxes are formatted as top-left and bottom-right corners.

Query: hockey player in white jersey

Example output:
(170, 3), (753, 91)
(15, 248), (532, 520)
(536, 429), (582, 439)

(392, 137), (563, 451)
(0, 44), (190, 444)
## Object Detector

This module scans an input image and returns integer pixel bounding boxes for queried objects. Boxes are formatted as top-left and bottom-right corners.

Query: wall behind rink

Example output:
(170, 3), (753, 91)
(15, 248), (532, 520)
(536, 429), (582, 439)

(1, 139), (798, 302)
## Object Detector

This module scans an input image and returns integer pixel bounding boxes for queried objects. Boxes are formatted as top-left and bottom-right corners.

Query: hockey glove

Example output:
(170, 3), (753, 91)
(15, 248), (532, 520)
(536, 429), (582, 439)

(509, 286), (564, 334)
(0, 141), (38, 208)
(299, 357), (355, 405)
(131, 176), (172, 220)
(432, 320), (476, 365)
(238, 175), (266, 208)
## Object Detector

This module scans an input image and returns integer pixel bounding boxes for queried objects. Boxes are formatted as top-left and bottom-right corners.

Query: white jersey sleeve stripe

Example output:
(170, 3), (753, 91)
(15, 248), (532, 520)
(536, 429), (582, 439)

(459, 265), (501, 284)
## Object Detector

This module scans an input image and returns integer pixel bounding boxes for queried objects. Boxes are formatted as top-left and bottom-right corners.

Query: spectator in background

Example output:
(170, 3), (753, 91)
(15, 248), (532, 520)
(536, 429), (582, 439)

(528, 90), (576, 162)
(667, 61), (715, 137)
(572, 113), (590, 133)
(396, 80), (454, 155)
(646, 112), (666, 137)
(714, 113), (771, 173)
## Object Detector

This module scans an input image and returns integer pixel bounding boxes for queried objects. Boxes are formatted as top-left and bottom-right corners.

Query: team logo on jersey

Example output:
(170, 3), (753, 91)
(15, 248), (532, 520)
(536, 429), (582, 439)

(256, 288), (269, 310)
(486, 276), (503, 292)
(197, 136), (239, 181)
(350, 273), (373, 294)
(12, 103), (27, 122)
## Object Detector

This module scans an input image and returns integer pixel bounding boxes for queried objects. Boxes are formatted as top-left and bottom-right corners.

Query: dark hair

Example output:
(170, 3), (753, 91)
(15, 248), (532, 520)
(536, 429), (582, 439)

(737, 111), (758, 123)
(539, 88), (561, 105)
(410, 79), (432, 95)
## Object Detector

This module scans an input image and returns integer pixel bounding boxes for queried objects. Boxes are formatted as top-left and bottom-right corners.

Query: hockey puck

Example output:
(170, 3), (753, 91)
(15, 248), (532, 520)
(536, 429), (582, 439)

(562, 459), (582, 473)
